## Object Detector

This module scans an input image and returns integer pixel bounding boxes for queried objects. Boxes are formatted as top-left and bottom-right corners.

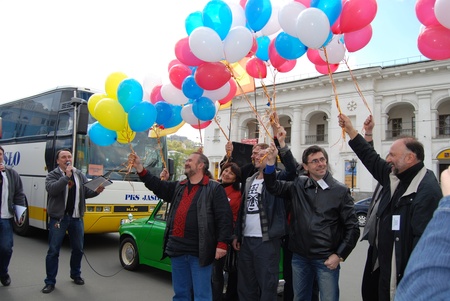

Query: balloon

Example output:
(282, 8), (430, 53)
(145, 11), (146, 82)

(203, 0), (233, 40)
(191, 120), (212, 129)
(127, 102), (157, 132)
(218, 78), (237, 104)
(149, 122), (185, 138)
(311, 0), (342, 26)
(142, 74), (162, 101)
(167, 59), (182, 71)
(295, 0), (310, 7)
(245, 0), (272, 32)
(169, 64), (192, 89)
(246, 36), (258, 57)
(246, 57), (267, 78)
(219, 99), (233, 110)
(150, 85), (163, 104)
(192, 97), (216, 120)
(117, 78), (143, 113)
(203, 81), (230, 101)
(155, 101), (174, 125)
(174, 37), (204, 67)
(417, 24), (450, 60)
(105, 72), (127, 100)
(223, 26), (254, 63)
(307, 48), (327, 65)
(415, 0), (440, 26)
(435, 0), (450, 29)
(116, 125), (136, 144)
(319, 36), (346, 64)
(274, 32), (307, 60)
(296, 8), (330, 49)
(340, 0), (377, 33)
(189, 27), (224, 62)
(315, 63), (339, 74)
(278, 2), (306, 37)
(269, 38), (288, 69)
(162, 104), (183, 128)
(182, 75), (204, 99)
(344, 24), (373, 52)
(160, 83), (189, 105)
(194, 62), (231, 90)
(185, 11), (203, 35)
(181, 104), (206, 125)
(331, 15), (342, 34)
(261, 4), (281, 36)
(88, 122), (117, 146)
(94, 98), (127, 131)
(229, 3), (247, 27)
(87, 93), (107, 119)
(277, 59), (297, 73)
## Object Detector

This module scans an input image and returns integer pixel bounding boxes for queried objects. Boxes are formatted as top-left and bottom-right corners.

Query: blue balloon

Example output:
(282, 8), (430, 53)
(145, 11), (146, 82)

(88, 122), (117, 146)
(128, 102), (157, 132)
(311, 0), (342, 26)
(255, 36), (270, 61)
(162, 105), (183, 128)
(182, 75), (204, 99)
(203, 0), (232, 40)
(155, 101), (173, 125)
(185, 11), (203, 35)
(274, 32), (308, 60)
(245, 0), (272, 32)
(192, 97), (215, 121)
(117, 78), (143, 113)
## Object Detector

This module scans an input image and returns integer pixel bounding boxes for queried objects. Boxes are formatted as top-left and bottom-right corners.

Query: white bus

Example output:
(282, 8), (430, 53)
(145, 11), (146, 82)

(0, 86), (169, 235)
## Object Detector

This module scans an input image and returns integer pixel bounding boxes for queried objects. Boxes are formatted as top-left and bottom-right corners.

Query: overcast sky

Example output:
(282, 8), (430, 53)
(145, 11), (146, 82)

(0, 0), (423, 140)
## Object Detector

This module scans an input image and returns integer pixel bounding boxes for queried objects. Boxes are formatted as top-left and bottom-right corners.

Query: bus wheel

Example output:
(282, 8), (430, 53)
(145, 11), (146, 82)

(13, 199), (32, 236)
(119, 237), (140, 270)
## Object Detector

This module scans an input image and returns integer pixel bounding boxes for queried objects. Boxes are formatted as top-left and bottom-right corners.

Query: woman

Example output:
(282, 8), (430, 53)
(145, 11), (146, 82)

(212, 162), (242, 301)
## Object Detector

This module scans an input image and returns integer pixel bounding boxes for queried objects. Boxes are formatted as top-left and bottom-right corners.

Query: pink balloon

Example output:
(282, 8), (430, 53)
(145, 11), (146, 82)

(218, 79), (237, 104)
(174, 37), (204, 67)
(246, 57), (267, 79)
(331, 15), (342, 34)
(194, 62), (231, 90)
(169, 64), (192, 89)
(240, 0), (246, 9)
(315, 63), (339, 75)
(344, 24), (373, 52)
(246, 36), (258, 58)
(168, 59), (182, 71)
(277, 60), (297, 73)
(269, 39), (288, 69)
(340, 0), (377, 33)
(415, 0), (440, 26)
(150, 85), (163, 104)
(191, 120), (212, 129)
(307, 49), (327, 65)
(295, 0), (310, 7)
(418, 24), (450, 60)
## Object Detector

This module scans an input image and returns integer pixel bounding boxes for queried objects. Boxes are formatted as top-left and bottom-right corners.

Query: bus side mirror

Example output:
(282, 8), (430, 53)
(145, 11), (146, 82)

(77, 103), (89, 135)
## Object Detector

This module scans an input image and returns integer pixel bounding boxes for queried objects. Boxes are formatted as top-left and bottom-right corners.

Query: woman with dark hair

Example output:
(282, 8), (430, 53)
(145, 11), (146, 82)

(212, 162), (242, 301)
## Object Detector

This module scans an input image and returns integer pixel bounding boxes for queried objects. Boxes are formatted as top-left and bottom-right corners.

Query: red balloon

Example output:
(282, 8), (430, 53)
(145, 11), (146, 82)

(168, 59), (182, 71)
(331, 15), (342, 34)
(340, 0), (377, 33)
(315, 63), (339, 75)
(246, 57), (267, 79)
(169, 64), (192, 89)
(246, 36), (258, 57)
(344, 24), (373, 52)
(218, 78), (237, 104)
(150, 85), (163, 104)
(269, 39), (288, 69)
(415, 0), (440, 26)
(174, 37), (204, 67)
(307, 49), (327, 65)
(295, 0), (310, 7)
(277, 59), (297, 73)
(191, 120), (212, 129)
(194, 62), (232, 90)
(418, 24), (450, 60)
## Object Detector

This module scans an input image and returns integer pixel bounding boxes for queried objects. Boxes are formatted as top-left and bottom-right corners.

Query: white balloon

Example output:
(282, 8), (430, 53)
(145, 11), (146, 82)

(223, 26), (254, 63)
(189, 27), (224, 62)
(160, 83), (188, 106)
(203, 82), (230, 101)
(261, 5), (281, 36)
(279, 2), (306, 37)
(435, 0), (450, 29)
(181, 104), (206, 125)
(319, 36), (346, 64)
(142, 73), (162, 101)
(296, 8), (330, 49)
(229, 3), (246, 28)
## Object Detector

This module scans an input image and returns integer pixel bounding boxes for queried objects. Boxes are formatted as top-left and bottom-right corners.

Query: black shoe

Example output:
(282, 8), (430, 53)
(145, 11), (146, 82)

(0, 274), (11, 286)
(71, 276), (85, 285)
(42, 284), (55, 293)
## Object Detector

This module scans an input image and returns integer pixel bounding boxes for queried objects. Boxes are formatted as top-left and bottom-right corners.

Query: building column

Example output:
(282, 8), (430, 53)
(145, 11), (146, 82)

(290, 106), (302, 160)
(416, 90), (433, 167)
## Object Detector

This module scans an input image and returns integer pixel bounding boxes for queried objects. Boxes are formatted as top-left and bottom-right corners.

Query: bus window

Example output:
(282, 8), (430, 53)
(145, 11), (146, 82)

(56, 112), (73, 134)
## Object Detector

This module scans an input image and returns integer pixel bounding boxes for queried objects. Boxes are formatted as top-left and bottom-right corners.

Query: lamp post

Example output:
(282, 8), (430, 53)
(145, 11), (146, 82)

(349, 159), (357, 195)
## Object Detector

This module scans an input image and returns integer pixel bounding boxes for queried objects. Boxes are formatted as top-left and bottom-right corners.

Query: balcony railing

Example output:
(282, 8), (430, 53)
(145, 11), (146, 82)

(305, 134), (328, 144)
(385, 129), (415, 140)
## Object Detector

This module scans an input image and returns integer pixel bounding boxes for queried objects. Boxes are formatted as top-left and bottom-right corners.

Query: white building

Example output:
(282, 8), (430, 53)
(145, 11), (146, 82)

(203, 59), (450, 199)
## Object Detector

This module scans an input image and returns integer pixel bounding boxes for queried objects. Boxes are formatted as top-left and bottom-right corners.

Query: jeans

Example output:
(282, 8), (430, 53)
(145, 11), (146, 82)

(171, 254), (213, 301)
(292, 253), (340, 301)
(0, 218), (13, 277)
(45, 215), (84, 285)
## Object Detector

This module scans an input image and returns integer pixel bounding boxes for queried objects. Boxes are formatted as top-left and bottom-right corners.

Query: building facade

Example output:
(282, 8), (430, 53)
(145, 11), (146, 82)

(203, 59), (450, 199)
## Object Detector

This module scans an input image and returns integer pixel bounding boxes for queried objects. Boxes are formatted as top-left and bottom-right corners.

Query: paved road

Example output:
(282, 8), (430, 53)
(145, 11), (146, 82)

(2, 229), (368, 301)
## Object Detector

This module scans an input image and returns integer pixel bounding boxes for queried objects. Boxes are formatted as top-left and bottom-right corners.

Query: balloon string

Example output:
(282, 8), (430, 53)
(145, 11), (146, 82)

(343, 58), (373, 116)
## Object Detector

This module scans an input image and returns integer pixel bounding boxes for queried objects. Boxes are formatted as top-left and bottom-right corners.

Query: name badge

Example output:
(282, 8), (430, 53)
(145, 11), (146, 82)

(392, 215), (400, 231)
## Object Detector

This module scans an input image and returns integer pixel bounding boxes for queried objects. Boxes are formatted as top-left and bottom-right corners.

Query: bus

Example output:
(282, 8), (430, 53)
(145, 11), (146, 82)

(0, 86), (168, 235)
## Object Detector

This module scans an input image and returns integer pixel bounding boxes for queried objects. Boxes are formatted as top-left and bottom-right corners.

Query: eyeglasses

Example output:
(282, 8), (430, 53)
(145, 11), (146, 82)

(307, 157), (327, 165)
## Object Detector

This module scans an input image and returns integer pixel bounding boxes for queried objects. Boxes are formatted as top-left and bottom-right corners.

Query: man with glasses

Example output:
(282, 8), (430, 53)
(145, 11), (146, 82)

(264, 144), (360, 301)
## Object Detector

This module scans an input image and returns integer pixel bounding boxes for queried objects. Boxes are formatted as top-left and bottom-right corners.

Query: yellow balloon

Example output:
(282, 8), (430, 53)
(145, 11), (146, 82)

(148, 122), (185, 138)
(94, 98), (127, 131)
(105, 72), (128, 99)
(219, 100), (232, 110)
(117, 128), (136, 144)
(88, 93), (108, 118)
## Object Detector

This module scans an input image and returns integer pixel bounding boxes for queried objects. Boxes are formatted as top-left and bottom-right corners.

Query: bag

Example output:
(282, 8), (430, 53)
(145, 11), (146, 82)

(223, 247), (237, 273)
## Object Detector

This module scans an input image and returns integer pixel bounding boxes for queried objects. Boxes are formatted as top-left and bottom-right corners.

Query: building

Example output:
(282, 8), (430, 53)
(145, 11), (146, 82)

(203, 59), (450, 199)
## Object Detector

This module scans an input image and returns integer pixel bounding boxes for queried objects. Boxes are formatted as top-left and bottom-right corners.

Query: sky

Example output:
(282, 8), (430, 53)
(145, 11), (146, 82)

(0, 0), (423, 141)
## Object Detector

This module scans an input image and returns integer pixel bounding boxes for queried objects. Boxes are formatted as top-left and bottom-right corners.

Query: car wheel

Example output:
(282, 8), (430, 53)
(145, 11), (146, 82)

(119, 237), (140, 270)
(357, 213), (367, 227)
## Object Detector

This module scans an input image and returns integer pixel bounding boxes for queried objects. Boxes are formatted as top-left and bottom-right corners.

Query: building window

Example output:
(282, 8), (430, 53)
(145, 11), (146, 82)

(392, 118), (402, 137)
(317, 124), (325, 141)
(439, 114), (450, 135)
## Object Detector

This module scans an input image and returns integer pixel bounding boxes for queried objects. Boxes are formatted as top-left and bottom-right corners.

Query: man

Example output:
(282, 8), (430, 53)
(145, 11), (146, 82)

(232, 127), (297, 301)
(264, 144), (360, 301)
(42, 149), (105, 294)
(130, 151), (233, 301)
(338, 114), (442, 300)
(0, 145), (26, 287)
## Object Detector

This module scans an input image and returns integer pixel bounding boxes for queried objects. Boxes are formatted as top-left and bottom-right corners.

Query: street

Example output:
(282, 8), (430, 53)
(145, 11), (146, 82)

(1, 230), (368, 301)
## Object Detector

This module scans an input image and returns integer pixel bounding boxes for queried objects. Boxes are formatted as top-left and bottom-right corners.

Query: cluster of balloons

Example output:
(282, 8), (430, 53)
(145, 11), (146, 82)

(415, 0), (450, 60)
